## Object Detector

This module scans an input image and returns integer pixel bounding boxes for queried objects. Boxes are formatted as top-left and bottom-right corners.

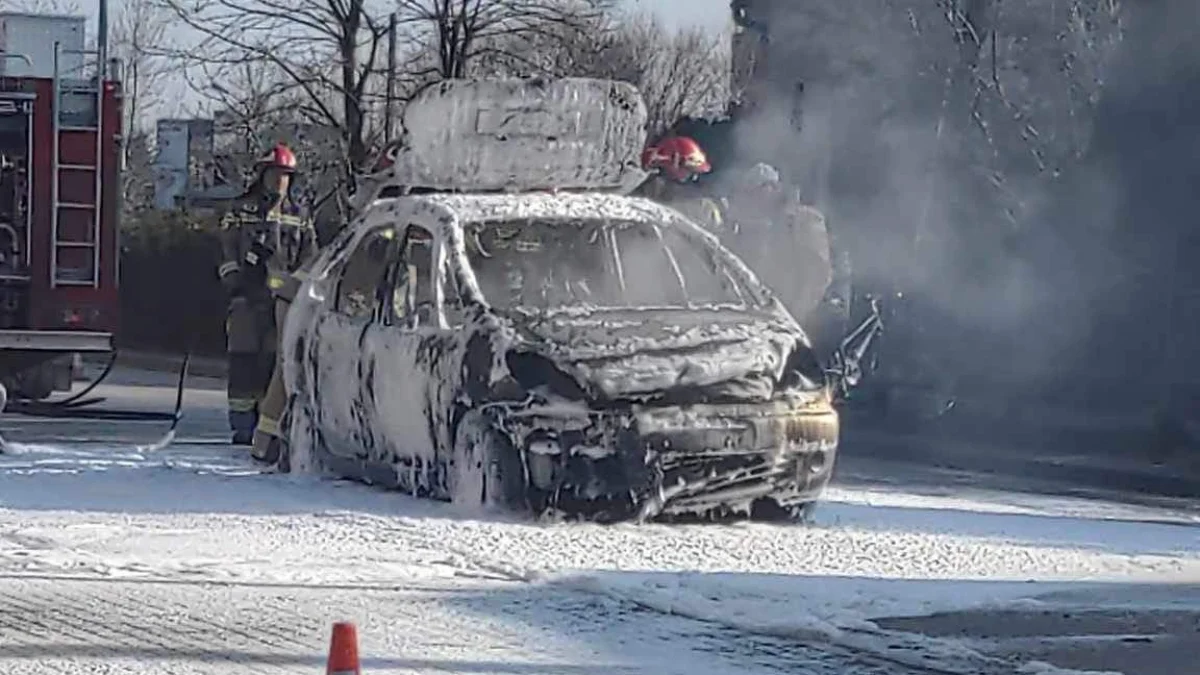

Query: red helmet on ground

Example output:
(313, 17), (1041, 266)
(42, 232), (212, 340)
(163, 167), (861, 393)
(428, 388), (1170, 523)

(642, 135), (712, 183)
(255, 143), (298, 173)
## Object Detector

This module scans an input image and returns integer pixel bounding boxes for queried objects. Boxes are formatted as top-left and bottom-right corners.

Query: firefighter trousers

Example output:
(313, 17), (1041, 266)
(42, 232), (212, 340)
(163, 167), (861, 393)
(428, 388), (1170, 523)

(226, 295), (276, 444)
(251, 297), (289, 463)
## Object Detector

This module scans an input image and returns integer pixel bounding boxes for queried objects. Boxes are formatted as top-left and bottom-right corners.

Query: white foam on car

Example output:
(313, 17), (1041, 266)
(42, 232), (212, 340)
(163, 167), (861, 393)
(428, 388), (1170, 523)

(352, 76), (651, 206)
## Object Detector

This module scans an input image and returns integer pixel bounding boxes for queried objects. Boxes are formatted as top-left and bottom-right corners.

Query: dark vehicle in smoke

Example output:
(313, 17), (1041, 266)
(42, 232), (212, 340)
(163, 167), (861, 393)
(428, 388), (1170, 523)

(277, 77), (846, 522)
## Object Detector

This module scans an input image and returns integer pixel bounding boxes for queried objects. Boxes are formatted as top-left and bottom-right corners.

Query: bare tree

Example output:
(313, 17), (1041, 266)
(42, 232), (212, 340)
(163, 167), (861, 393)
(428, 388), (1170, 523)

(499, 11), (729, 136)
(154, 0), (391, 172)
(623, 16), (729, 135)
(112, 0), (173, 137)
(903, 0), (1124, 258)
(110, 0), (178, 216)
(395, 0), (609, 82)
(199, 60), (298, 162)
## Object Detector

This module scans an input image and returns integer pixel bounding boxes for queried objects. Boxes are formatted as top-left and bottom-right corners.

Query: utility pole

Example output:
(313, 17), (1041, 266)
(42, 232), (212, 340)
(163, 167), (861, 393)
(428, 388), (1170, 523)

(384, 12), (398, 144)
(97, 0), (109, 80)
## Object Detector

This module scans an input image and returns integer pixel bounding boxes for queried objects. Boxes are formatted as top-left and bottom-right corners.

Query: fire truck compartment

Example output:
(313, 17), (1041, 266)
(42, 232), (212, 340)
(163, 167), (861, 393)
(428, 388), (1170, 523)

(0, 93), (31, 282)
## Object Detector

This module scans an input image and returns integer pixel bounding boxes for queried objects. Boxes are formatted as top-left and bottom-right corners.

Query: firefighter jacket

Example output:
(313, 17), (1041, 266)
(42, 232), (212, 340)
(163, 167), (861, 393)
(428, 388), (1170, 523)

(217, 193), (319, 304)
(672, 196), (730, 237)
(631, 174), (728, 235)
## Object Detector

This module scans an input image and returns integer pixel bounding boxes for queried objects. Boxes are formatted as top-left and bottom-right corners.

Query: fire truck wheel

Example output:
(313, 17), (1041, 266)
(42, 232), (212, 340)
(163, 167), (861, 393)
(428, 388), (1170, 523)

(13, 363), (55, 401)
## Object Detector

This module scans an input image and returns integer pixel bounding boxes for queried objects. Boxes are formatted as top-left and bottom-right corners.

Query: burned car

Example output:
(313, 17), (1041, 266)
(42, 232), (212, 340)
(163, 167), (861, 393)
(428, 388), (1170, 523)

(278, 78), (840, 522)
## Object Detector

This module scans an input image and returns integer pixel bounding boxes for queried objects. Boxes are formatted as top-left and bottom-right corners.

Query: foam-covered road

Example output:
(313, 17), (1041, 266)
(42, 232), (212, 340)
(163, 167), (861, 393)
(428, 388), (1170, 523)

(0, 366), (1196, 674)
(4, 575), (917, 675)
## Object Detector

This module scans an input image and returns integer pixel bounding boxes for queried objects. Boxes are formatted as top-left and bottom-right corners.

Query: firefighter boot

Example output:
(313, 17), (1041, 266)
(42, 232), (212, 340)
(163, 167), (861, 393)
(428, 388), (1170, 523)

(229, 411), (257, 445)
(250, 422), (282, 465)
(226, 353), (260, 445)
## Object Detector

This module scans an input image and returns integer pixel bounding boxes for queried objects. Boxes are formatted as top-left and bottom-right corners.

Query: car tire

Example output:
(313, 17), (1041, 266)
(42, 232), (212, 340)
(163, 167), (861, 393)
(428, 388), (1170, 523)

(451, 414), (526, 513)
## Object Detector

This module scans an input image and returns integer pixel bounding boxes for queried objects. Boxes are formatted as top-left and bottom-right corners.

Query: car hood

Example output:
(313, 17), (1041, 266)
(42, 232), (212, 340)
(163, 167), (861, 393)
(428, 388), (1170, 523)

(505, 307), (806, 402)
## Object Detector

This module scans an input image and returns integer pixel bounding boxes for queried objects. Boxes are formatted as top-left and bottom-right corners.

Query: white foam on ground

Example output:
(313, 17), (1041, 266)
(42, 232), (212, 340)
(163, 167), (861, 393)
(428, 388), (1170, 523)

(0, 441), (1195, 674)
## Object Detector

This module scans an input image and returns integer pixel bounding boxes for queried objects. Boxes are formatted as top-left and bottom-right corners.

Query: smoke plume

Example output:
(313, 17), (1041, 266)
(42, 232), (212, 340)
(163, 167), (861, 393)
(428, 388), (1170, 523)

(719, 0), (1147, 398)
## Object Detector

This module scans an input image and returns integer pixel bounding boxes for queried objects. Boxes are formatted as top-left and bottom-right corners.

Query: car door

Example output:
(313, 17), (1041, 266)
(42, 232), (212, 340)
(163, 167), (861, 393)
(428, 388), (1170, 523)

(310, 223), (399, 462)
(357, 221), (463, 497)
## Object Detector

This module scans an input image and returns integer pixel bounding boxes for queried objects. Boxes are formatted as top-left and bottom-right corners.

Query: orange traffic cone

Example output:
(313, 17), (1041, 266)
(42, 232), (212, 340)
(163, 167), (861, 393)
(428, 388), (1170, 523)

(326, 621), (361, 675)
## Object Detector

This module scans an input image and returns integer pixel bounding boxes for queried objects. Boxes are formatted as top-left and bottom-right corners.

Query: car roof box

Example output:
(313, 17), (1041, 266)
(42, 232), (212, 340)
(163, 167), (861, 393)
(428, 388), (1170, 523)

(356, 77), (650, 205)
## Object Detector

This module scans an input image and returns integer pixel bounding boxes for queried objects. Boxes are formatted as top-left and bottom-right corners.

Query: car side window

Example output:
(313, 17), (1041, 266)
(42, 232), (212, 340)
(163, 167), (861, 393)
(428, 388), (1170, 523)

(386, 225), (436, 329)
(335, 227), (397, 319)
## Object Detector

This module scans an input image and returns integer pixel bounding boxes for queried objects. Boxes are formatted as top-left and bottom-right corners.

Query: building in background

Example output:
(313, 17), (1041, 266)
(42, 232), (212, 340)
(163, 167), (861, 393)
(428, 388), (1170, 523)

(153, 118), (235, 210)
(0, 13), (86, 80)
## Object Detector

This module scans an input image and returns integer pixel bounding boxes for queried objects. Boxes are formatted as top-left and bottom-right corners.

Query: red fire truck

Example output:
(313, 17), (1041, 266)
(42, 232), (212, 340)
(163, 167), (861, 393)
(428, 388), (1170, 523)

(0, 12), (120, 400)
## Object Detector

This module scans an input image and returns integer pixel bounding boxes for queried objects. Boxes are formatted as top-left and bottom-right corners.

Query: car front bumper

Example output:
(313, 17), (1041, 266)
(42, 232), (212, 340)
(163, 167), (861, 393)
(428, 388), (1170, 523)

(497, 396), (839, 521)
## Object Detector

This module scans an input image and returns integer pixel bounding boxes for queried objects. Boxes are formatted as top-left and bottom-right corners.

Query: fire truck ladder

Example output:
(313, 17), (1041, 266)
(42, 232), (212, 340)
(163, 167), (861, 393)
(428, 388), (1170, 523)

(50, 42), (102, 289)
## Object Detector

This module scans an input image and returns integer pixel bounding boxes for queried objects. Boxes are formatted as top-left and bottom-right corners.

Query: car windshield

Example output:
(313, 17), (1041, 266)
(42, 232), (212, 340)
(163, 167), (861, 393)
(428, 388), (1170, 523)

(462, 217), (760, 311)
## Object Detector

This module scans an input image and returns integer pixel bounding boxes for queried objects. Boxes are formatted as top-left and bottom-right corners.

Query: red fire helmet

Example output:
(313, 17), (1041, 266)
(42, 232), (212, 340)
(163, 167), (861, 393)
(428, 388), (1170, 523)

(256, 143), (298, 173)
(642, 135), (712, 182)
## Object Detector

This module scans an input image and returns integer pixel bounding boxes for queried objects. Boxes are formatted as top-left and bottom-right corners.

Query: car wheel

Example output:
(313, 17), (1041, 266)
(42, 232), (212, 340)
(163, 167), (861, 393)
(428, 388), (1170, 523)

(451, 414), (526, 513)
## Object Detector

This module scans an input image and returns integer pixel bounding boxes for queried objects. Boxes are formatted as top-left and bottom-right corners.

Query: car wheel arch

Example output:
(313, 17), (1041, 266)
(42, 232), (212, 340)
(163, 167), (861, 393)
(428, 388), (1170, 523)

(449, 408), (527, 511)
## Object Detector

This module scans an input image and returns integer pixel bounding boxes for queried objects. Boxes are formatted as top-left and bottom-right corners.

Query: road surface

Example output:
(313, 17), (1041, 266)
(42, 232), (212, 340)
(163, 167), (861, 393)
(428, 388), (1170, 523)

(0, 364), (1196, 675)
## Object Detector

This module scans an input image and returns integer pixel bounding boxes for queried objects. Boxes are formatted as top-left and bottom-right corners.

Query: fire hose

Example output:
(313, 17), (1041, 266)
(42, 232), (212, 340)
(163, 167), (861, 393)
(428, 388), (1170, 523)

(0, 351), (189, 455)
(2, 350), (188, 422)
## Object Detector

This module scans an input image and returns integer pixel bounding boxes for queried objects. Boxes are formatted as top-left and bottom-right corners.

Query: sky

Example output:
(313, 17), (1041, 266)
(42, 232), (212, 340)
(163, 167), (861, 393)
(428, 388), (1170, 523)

(627, 0), (729, 30)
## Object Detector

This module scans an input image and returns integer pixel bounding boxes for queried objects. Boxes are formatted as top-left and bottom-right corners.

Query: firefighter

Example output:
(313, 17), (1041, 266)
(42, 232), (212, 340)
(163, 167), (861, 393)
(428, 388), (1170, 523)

(250, 144), (404, 467)
(638, 135), (728, 234)
(216, 143), (318, 450)
(723, 162), (833, 327)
